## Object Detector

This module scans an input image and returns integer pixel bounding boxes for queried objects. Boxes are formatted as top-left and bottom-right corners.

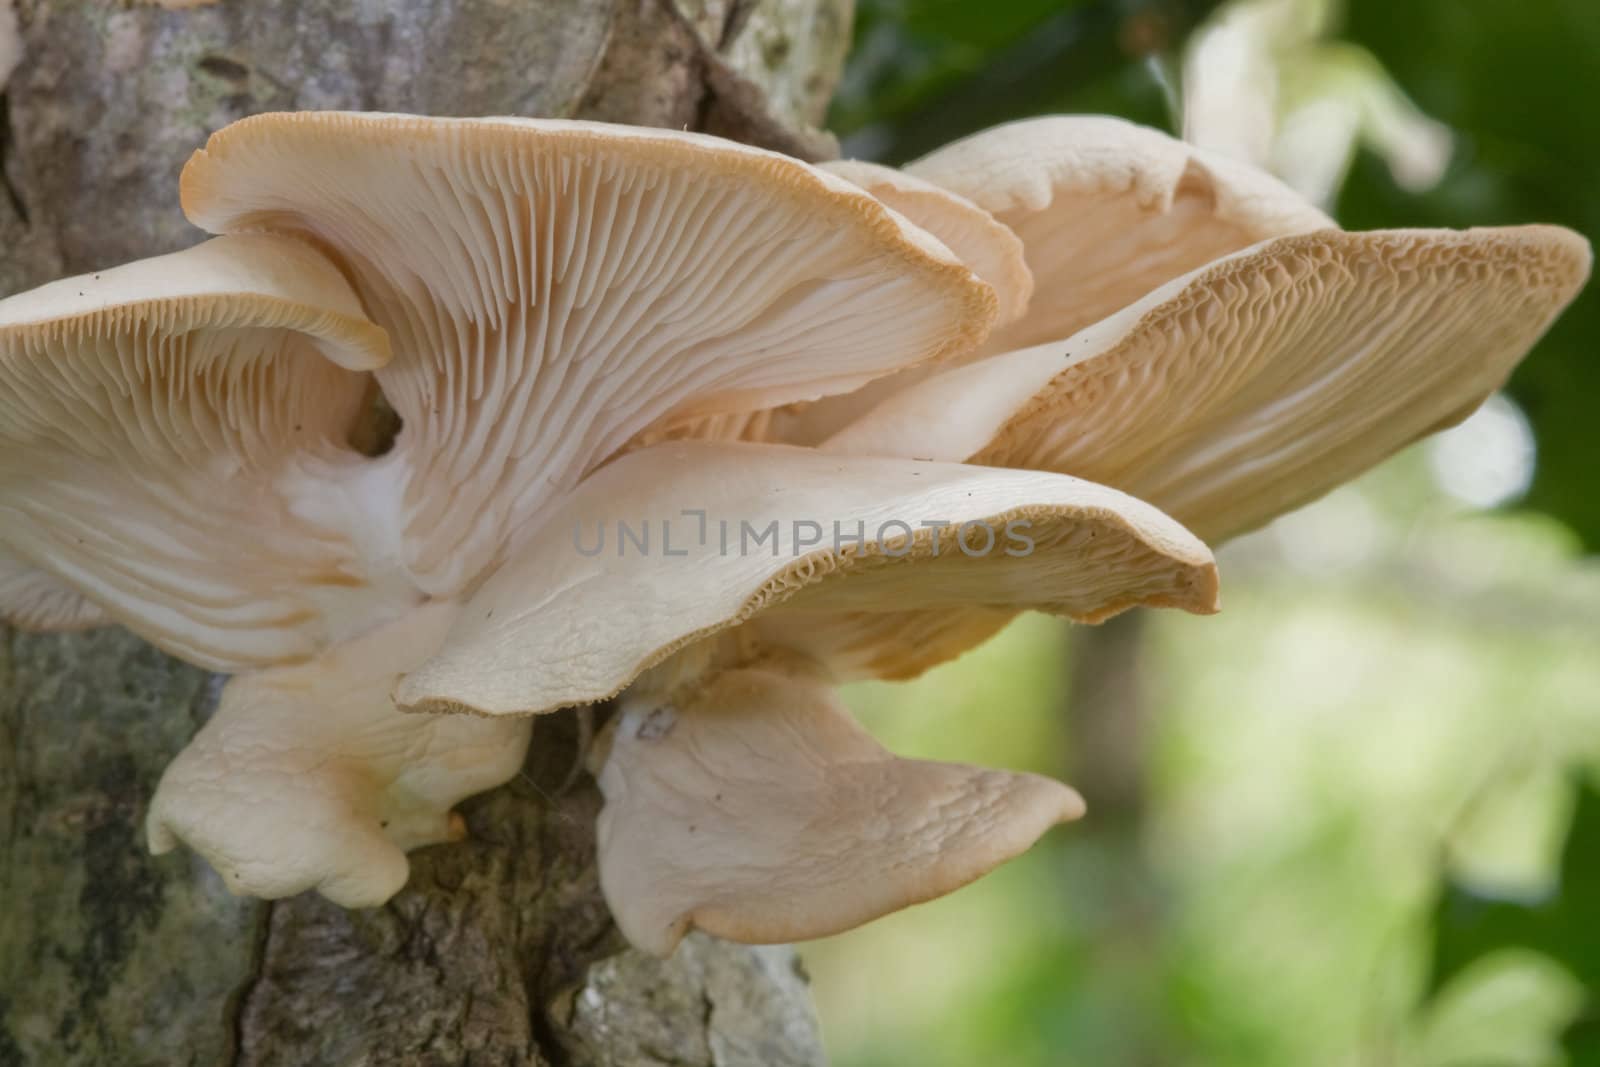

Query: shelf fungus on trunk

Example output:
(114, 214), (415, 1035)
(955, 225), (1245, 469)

(1, 112), (1001, 907)
(2, 108), (1590, 955)
(394, 439), (1218, 949)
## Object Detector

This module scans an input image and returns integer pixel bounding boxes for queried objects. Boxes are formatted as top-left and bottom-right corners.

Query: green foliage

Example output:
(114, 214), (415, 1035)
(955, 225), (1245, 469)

(816, 4), (1600, 1064)
(809, 450), (1600, 1067)
(829, 0), (1220, 162)
(1334, 0), (1600, 550)
(1428, 779), (1600, 1064)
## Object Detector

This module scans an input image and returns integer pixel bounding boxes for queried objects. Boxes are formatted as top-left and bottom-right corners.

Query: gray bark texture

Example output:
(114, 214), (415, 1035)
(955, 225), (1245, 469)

(0, 1), (851, 1064)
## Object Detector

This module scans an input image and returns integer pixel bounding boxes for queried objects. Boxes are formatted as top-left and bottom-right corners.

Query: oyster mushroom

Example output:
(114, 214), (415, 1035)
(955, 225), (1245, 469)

(6, 108), (1588, 947)
(2, 112), (1000, 904)
(823, 226), (1594, 542)
(902, 114), (1336, 356)
(694, 115), (1336, 448)
(395, 439), (1218, 950)
(180, 111), (998, 593)
(146, 602), (529, 907)
(395, 440), (1218, 715)
(820, 158), (1034, 326)
(0, 233), (404, 669)
(594, 664), (1085, 956)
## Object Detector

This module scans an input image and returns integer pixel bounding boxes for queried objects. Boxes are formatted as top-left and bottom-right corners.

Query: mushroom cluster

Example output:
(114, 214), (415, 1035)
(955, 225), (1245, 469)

(1, 112), (1587, 956)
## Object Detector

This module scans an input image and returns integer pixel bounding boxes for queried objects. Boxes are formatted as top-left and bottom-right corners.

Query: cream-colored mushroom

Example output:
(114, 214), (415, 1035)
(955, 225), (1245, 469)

(650, 115), (1333, 449)
(638, 156), (1038, 449)
(0, 233), (413, 670)
(820, 159), (1033, 326)
(392, 437), (1214, 951)
(596, 663), (1083, 956)
(148, 602), (529, 906)
(181, 112), (998, 596)
(0, 552), (109, 631)
(395, 439), (1217, 716)
(825, 226), (1593, 542)
(699, 158), (1036, 448)
(904, 114), (1334, 356)
(0, 112), (1017, 914)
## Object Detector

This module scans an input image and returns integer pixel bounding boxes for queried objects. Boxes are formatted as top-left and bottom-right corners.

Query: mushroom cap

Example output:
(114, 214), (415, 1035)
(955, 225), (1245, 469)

(820, 158), (1034, 325)
(696, 157), (1037, 449)
(646, 115), (1336, 451)
(0, 234), (416, 670)
(597, 666), (1084, 956)
(394, 439), (1218, 717)
(181, 111), (998, 597)
(904, 114), (1334, 356)
(147, 602), (530, 907)
(825, 226), (1593, 543)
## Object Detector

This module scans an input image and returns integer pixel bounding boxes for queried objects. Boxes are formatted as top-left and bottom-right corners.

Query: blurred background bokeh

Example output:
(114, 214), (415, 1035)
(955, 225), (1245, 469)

(802, 1), (1600, 1064)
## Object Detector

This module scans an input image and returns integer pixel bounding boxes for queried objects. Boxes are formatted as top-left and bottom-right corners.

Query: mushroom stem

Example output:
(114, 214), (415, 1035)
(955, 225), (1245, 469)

(594, 661), (1084, 956)
(146, 602), (530, 906)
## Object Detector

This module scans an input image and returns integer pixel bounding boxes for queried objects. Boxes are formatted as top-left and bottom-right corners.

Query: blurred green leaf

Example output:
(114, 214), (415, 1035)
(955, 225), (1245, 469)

(1338, 0), (1600, 551)
(1428, 778), (1600, 1058)
(830, 0), (1221, 163)
(1566, 1011), (1600, 1067)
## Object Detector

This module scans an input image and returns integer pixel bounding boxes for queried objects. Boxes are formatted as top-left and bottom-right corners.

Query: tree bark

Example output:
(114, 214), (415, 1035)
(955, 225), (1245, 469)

(0, 2), (849, 1063)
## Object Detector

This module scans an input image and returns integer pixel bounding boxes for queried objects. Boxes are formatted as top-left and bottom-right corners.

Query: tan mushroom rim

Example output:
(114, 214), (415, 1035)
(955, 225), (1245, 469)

(975, 226), (1583, 463)
(0, 292), (391, 371)
(396, 500), (1219, 718)
(180, 111), (999, 370)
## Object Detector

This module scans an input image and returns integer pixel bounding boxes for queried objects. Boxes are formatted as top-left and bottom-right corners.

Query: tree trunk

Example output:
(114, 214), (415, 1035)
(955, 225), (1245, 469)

(0, 2), (849, 1063)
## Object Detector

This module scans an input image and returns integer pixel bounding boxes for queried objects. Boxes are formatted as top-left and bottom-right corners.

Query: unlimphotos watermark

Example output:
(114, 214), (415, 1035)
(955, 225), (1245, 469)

(573, 510), (1035, 559)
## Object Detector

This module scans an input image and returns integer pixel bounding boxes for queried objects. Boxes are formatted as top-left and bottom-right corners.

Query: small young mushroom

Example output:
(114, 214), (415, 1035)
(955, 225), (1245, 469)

(147, 603), (528, 906)
(823, 226), (1593, 542)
